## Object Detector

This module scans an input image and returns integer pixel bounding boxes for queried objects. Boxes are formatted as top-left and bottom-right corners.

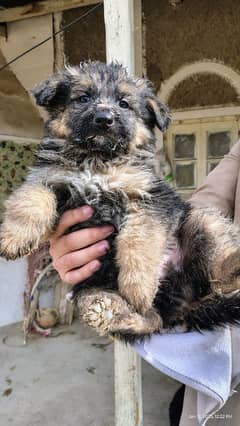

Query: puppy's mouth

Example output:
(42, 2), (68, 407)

(84, 128), (116, 147)
(71, 121), (131, 156)
(79, 129), (129, 156)
(85, 133), (114, 151)
(85, 127), (113, 141)
(85, 134), (97, 141)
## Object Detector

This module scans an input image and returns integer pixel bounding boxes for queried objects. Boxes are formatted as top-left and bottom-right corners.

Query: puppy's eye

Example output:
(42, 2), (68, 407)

(79, 95), (90, 103)
(119, 99), (129, 109)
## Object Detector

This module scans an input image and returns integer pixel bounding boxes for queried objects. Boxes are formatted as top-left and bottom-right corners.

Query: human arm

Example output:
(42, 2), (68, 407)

(190, 140), (240, 217)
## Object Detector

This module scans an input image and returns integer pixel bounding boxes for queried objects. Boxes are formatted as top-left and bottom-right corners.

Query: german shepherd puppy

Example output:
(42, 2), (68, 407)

(1, 61), (240, 342)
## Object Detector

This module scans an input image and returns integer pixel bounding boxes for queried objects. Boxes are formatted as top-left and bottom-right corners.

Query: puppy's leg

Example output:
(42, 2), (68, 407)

(0, 184), (57, 260)
(78, 290), (162, 341)
(187, 209), (240, 294)
(116, 208), (167, 314)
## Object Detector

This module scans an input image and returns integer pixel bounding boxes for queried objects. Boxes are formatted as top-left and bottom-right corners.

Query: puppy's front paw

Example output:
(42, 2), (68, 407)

(0, 221), (40, 260)
(0, 184), (58, 260)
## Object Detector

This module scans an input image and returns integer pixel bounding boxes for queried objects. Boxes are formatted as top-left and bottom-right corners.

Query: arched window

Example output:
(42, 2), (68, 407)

(158, 62), (240, 198)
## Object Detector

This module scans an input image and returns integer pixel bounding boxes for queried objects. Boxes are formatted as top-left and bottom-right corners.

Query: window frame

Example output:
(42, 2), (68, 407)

(165, 111), (240, 198)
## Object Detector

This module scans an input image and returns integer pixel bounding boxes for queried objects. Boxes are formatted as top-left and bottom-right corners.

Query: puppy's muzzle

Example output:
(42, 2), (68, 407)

(94, 110), (114, 129)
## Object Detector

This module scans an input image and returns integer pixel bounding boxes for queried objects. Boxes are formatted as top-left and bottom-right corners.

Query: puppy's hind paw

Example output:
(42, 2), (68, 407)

(78, 294), (115, 334)
(78, 291), (162, 342)
(78, 291), (132, 335)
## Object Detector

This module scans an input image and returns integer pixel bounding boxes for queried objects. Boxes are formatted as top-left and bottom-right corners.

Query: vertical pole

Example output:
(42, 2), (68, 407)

(114, 340), (143, 426)
(103, 1), (143, 425)
(104, 0), (142, 76)
(52, 11), (65, 72)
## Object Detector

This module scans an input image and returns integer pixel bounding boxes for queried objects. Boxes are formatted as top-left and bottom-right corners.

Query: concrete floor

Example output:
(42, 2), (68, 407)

(0, 321), (180, 426)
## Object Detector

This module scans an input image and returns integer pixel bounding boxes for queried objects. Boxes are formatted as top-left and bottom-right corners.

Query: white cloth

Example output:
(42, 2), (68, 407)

(133, 327), (240, 425)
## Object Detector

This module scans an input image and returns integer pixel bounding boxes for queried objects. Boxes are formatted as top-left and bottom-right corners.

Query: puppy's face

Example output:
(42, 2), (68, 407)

(33, 62), (170, 157)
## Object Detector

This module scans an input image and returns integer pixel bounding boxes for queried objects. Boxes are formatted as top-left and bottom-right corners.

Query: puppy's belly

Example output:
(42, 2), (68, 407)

(159, 239), (183, 280)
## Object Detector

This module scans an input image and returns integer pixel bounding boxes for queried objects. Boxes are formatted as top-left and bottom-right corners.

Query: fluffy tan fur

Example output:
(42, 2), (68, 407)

(184, 208), (240, 294)
(129, 120), (154, 152)
(106, 164), (151, 197)
(0, 184), (57, 259)
(49, 113), (72, 139)
(116, 210), (167, 313)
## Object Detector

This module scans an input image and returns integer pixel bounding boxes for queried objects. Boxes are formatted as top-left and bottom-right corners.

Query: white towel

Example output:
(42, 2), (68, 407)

(133, 327), (240, 425)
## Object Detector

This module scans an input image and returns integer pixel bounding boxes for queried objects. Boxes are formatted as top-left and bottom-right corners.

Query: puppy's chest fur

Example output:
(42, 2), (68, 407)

(30, 159), (153, 232)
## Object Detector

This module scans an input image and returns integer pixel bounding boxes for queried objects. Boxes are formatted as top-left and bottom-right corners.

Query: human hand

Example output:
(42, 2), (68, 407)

(49, 206), (114, 285)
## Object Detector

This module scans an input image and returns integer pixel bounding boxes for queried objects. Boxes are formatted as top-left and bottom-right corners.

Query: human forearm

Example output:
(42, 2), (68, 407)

(190, 140), (240, 217)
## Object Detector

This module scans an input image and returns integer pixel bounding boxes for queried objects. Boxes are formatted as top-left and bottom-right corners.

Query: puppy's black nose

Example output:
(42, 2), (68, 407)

(94, 111), (114, 127)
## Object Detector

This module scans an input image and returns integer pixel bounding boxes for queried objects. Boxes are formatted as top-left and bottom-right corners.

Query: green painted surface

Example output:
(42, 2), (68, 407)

(0, 140), (38, 222)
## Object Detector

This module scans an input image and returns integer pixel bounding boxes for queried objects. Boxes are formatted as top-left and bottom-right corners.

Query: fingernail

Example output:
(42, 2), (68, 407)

(104, 226), (115, 236)
(90, 260), (101, 272)
(98, 241), (110, 253)
(82, 206), (94, 218)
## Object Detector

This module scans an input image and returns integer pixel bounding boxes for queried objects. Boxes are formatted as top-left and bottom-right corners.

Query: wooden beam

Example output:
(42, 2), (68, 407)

(0, 0), (103, 23)
(0, 23), (7, 39)
(104, 0), (142, 76)
(114, 341), (143, 426)
(52, 12), (65, 72)
(103, 3), (143, 425)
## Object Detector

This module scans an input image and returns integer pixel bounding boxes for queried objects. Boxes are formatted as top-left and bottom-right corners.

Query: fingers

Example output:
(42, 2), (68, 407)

(52, 240), (110, 283)
(50, 224), (114, 259)
(53, 206), (94, 239)
(49, 206), (115, 286)
(63, 260), (102, 285)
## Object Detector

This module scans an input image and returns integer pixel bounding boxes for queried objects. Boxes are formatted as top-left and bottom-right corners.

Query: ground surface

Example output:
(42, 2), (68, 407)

(0, 321), (180, 426)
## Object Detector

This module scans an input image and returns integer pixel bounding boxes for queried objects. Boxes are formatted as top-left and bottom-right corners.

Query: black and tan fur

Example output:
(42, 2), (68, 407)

(1, 61), (240, 342)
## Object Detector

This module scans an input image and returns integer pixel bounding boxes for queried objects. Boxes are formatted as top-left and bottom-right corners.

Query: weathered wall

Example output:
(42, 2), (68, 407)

(63, 5), (106, 65)
(0, 51), (43, 138)
(0, 139), (37, 221)
(63, 1), (240, 109)
(0, 14), (54, 138)
(168, 74), (239, 109)
(143, 0), (240, 107)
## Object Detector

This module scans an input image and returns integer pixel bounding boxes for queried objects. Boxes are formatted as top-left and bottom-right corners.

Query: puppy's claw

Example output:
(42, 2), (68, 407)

(88, 312), (100, 322)
(103, 297), (112, 308)
(92, 303), (102, 313)
(104, 310), (113, 320)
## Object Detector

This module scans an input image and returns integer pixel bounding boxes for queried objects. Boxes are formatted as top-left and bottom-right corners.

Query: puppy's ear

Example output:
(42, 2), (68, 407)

(147, 98), (171, 132)
(32, 75), (70, 109)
